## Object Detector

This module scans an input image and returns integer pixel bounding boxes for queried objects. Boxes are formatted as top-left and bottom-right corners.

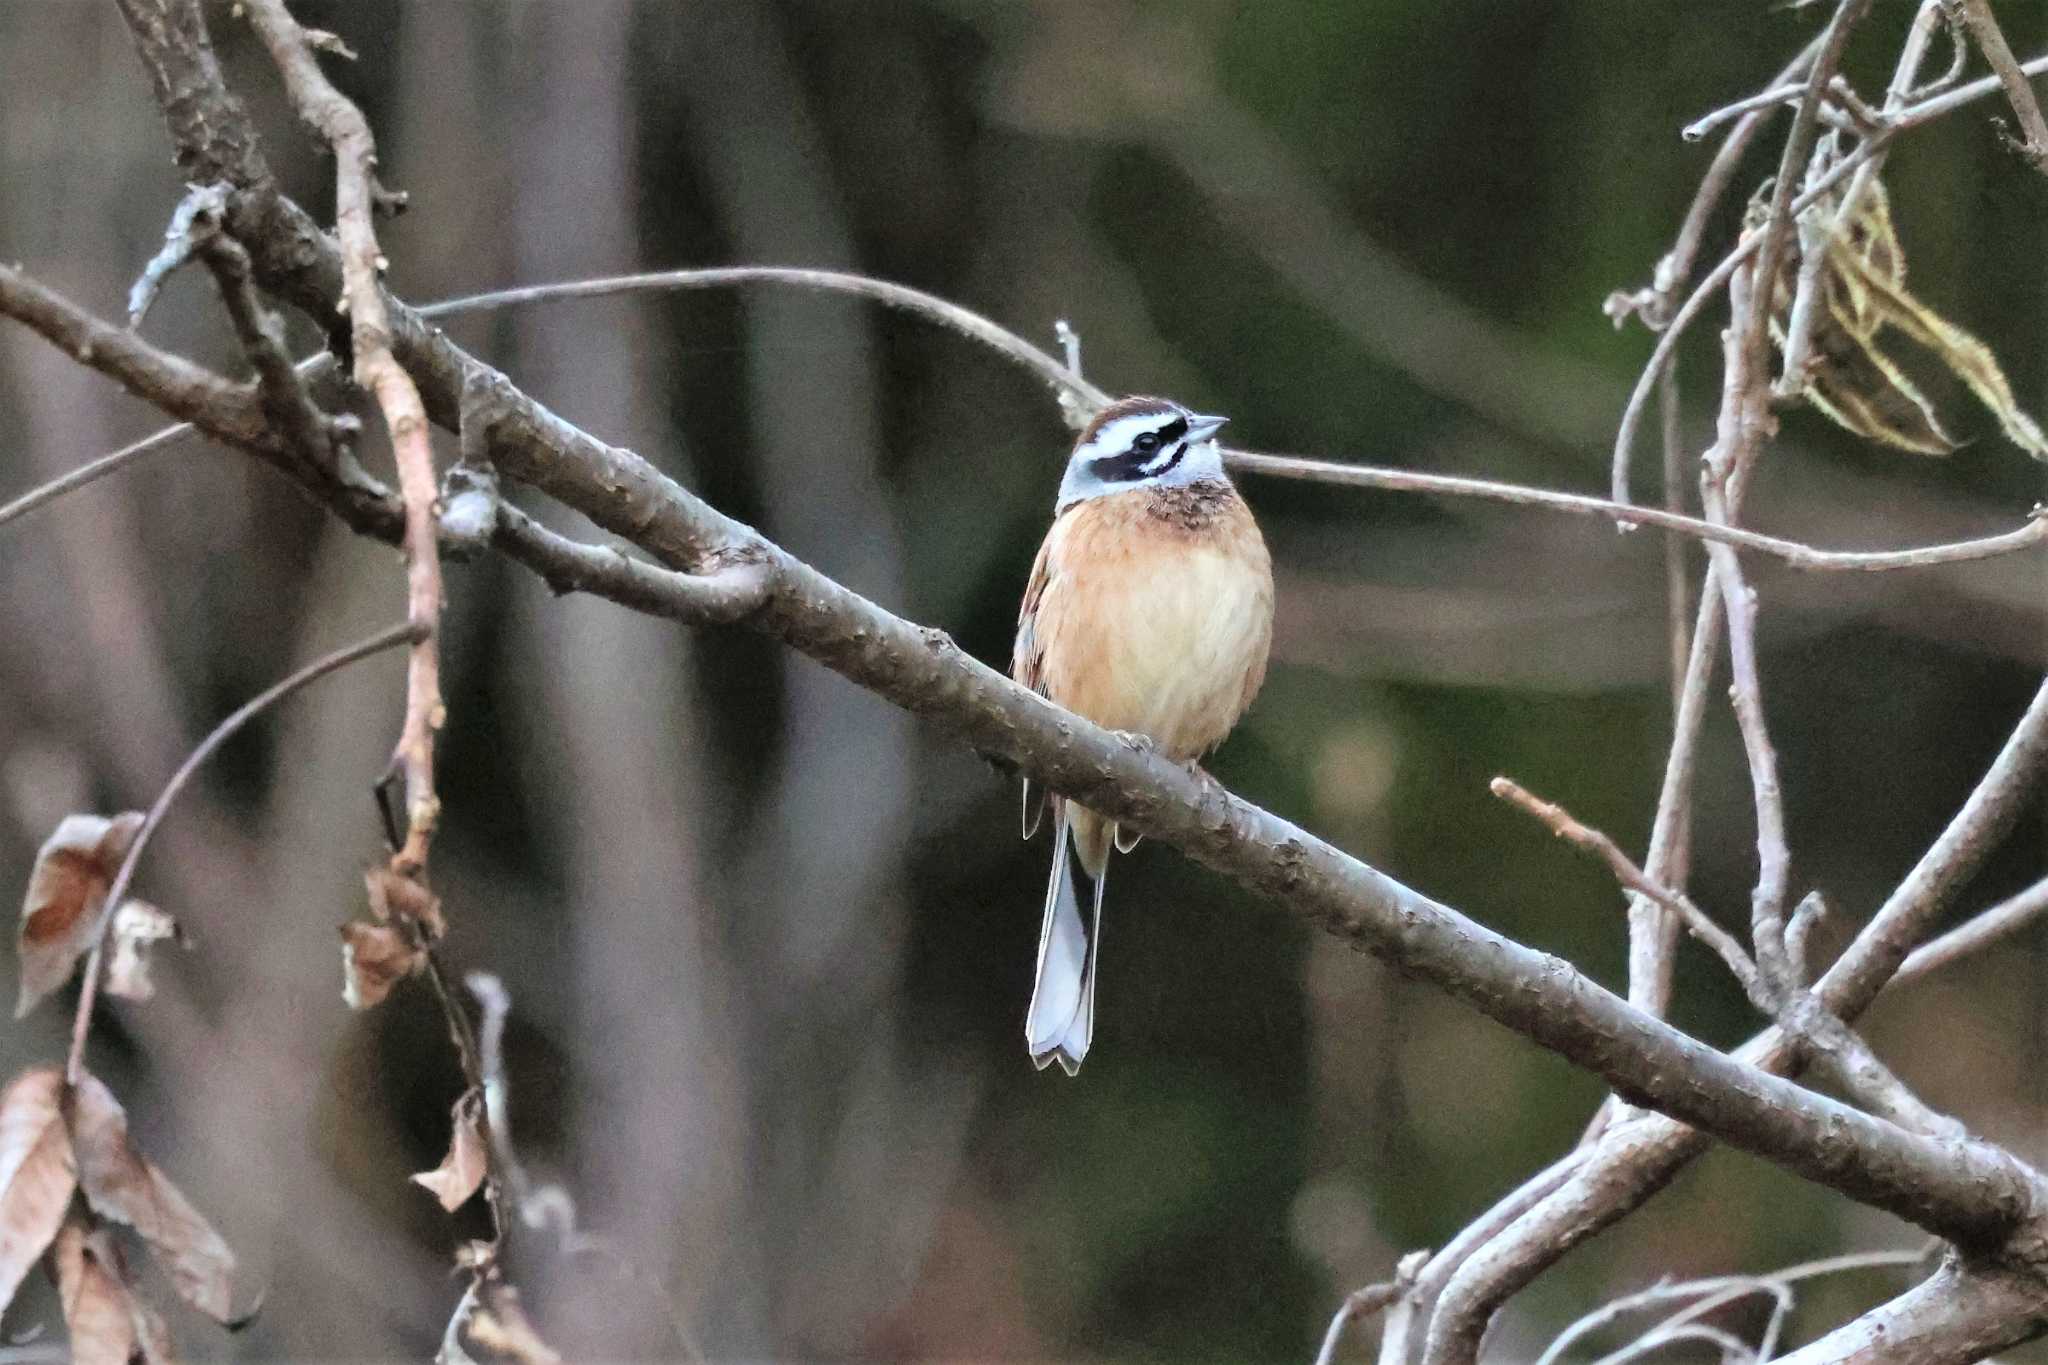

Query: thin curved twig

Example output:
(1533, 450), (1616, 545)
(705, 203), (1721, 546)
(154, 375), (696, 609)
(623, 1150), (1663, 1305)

(1895, 875), (2048, 986)
(418, 266), (1111, 411)
(0, 424), (197, 532)
(1539, 1249), (1924, 1365)
(9, 269), (2041, 574)
(64, 621), (421, 1083)
(1231, 448), (2048, 571)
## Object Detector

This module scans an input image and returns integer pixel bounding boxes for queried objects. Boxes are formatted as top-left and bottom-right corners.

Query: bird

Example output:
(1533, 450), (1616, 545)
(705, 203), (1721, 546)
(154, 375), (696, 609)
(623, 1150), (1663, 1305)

(1010, 395), (1274, 1074)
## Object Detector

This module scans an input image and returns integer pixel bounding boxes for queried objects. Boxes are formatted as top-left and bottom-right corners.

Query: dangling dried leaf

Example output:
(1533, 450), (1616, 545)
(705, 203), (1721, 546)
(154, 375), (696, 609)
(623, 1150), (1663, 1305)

(65, 1073), (237, 1322)
(365, 863), (445, 939)
(103, 901), (185, 1003)
(340, 920), (423, 1009)
(411, 1091), (488, 1213)
(1760, 178), (2048, 460)
(440, 1278), (562, 1365)
(51, 1217), (175, 1365)
(0, 1066), (75, 1314)
(462, 1284), (562, 1365)
(1836, 243), (2048, 459)
(16, 812), (144, 1018)
(1802, 320), (1959, 456)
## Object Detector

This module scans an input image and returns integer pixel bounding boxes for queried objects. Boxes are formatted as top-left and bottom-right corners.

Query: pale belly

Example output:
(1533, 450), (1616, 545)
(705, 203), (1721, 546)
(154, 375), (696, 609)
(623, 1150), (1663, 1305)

(1044, 544), (1272, 759)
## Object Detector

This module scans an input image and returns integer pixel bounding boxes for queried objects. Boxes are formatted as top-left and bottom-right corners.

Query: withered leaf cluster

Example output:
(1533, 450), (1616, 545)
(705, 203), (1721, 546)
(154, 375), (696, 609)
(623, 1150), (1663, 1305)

(1762, 178), (2048, 461)
(341, 863), (444, 1009)
(0, 1067), (239, 1362)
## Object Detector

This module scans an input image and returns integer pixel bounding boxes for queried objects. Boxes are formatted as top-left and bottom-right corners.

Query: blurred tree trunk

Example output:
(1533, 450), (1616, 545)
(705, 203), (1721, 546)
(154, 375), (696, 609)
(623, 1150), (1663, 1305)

(498, 4), (749, 1356)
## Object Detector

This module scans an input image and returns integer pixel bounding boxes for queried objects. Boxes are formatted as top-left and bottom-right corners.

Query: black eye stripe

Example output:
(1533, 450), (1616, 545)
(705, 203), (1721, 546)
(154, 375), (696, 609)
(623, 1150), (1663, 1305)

(1090, 441), (1187, 484)
(1151, 417), (1189, 447)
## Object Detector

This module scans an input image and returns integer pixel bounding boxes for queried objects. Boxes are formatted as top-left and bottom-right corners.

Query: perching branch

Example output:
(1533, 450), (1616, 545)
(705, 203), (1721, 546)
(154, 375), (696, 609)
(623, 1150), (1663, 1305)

(0, 3), (2026, 1358)
(8, 0), (2022, 1259)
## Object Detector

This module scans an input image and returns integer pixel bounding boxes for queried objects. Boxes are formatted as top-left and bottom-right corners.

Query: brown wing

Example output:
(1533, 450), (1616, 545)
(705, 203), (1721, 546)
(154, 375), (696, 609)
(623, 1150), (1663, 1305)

(1013, 520), (1061, 838)
(1012, 525), (1057, 694)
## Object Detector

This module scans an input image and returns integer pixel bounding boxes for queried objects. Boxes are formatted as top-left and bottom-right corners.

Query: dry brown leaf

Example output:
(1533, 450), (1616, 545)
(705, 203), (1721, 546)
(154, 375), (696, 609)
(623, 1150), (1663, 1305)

(0, 1066), (75, 1314)
(462, 1284), (562, 1365)
(16, 812), (144, 1018)
(365, 863), (445, 939)
(411, 1092), (488, 1213)
(441, 1278), (562, 1365)
(103, 901), (184, 1004)
(65, 1073), (236, 1322)
(1836, 245), (2048, 460)
(1762, 178), (2048, 461)
(340, 920), (423, 1009)
(52, 1217), (175, 1365)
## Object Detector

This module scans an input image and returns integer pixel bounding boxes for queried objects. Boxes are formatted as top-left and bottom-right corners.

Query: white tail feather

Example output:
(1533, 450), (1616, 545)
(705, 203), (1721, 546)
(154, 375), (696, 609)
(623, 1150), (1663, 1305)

(1026, 813), (1104, 1075)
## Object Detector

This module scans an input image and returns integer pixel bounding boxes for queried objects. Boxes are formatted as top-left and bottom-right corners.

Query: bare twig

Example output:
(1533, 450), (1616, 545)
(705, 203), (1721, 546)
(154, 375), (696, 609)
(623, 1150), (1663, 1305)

(1703, 262), (1797, 992)
(0, 423), (197, 532)
(1896, 876), (2048, 985)
(1313, 1252), (1427, 1365)
(1951, 0), (2048, 173)
(1228, 449), (2048, 571)
(1738, 0), (1874, 385)
(419, 266), (1108, 413)
(127, 180), (231, 325)
(1684, 80), (1822, 143)
(16, 267), (2045, 575)
(1637, 367), (1696, 1012)
(187, 200), (358, 477)
(1492, 776), (1960, 1141)
(1788, 890), (1831, 984)
(1636, 35), (1828, 331)
(64, 621), (421, 1083)
(1491, 777), (1771, 1009)
(242, 0), (445, 871)
(1592, 1322), (1757, 1364)
(1410, 674), (2048, 1363)
(1371, 1151), (1588, 1365)
(1772, 138), (1843, 399)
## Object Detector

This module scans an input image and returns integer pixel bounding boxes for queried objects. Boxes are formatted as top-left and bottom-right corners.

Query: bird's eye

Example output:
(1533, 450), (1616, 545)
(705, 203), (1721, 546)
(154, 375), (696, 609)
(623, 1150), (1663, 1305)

(1134, 433), (1160, 453)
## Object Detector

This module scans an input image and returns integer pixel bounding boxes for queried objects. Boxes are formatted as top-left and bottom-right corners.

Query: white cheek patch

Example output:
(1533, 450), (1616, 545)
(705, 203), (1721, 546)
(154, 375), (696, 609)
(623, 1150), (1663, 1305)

(1138, 444), (1184, 475)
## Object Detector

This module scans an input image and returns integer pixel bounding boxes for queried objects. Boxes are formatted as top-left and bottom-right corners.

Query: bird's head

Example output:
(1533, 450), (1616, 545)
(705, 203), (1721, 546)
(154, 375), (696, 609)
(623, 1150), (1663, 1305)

(1056, 396), (1229, 510)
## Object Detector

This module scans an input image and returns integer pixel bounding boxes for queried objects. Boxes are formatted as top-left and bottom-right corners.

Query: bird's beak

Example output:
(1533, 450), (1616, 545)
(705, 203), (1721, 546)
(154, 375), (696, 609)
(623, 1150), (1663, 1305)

(1187, 414), (1228, 443)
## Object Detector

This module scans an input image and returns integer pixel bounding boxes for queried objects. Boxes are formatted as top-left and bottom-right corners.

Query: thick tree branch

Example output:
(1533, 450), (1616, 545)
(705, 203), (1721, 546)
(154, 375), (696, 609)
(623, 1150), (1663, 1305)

(1772, 1255), (2048, 1364)
(64, 2), (2048, 1352)
(1398, 671), (2048, 1361)
(12, 214), (2045, 1280)
(0, 267), (814, 635)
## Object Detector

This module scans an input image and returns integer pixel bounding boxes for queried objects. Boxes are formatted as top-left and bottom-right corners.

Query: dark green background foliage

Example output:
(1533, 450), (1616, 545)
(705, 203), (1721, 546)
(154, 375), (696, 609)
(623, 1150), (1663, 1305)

(0, 1), (2043, 1359)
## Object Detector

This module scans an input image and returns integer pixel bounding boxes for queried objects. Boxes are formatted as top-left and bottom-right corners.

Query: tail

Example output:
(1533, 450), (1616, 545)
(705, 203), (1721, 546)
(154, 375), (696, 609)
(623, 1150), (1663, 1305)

(1025, 810), (1107, 1075)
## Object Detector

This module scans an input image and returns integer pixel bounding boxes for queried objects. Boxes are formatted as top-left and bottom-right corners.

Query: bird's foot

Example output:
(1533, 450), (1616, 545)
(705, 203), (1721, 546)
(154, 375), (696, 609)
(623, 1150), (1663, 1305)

(1111, 729), (1158, 754)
